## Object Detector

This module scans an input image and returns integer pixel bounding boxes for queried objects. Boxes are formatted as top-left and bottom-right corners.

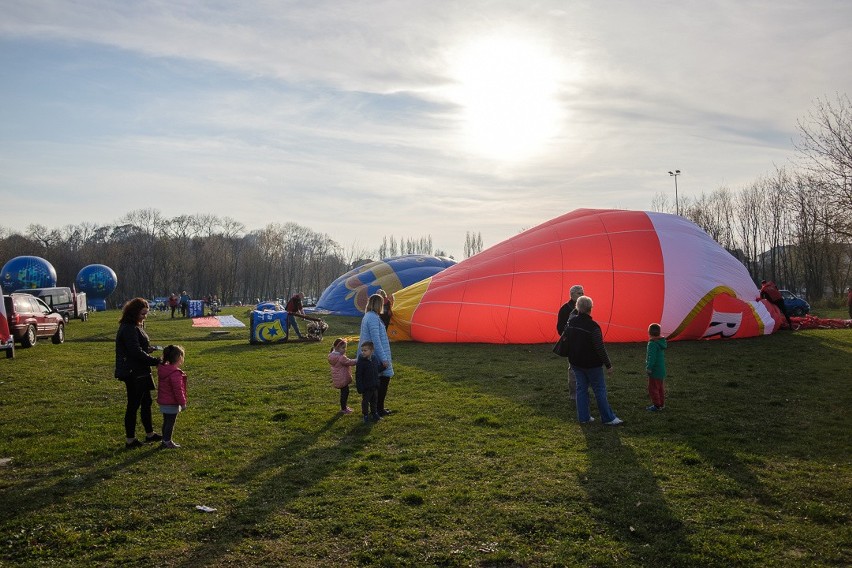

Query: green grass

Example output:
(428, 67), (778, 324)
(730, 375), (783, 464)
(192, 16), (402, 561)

(0, 307), (850, 567)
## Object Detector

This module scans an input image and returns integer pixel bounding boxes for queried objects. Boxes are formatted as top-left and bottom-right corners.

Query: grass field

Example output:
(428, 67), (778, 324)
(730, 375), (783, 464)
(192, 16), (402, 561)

(0, 307), (850, 567)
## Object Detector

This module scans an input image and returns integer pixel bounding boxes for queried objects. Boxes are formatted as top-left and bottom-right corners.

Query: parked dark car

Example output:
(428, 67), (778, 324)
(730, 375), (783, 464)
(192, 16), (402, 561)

(3, 293), (65, 347)
(781, 290), (810, 316)
(15, 286), (88, 322)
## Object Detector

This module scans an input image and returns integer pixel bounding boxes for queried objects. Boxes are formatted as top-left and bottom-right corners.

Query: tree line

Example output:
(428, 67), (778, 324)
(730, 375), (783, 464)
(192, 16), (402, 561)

(0, 209), (473, 308)
(0, 211), (352, 307)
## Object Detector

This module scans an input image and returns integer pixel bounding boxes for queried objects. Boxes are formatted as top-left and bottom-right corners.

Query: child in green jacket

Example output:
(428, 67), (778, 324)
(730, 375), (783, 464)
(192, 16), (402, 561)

(645, 323), (667, 411)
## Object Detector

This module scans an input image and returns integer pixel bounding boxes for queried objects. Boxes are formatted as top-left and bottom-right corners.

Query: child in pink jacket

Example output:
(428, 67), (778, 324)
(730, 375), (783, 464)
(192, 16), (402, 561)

(157, 345), (188, 449)
(328, 338), (357, 414)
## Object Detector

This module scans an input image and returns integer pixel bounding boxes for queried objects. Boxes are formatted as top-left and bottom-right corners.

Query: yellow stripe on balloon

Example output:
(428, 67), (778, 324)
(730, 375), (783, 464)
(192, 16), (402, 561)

(387, 277), (432, 341)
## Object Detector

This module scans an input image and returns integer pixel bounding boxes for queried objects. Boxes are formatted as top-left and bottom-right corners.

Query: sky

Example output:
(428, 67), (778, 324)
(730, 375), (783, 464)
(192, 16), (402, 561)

(1, 1), (851, 259)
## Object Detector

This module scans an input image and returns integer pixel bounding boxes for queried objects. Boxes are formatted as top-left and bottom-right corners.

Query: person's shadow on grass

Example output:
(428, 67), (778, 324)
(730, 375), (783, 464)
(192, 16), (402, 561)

(578, 427), (694, 565)
(0, 444), (158, 524)
(176, 414), (370, 568)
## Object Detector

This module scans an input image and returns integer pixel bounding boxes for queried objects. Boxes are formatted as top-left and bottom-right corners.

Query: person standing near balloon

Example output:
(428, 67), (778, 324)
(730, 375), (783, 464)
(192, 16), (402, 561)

(168, 293), (179, 318)
(359, 294), (394, 416)
(178, 290), (191, 318)
(565, 296), (623, 426)
(355, 341), (382, 423)
(285, 293), (305, 340)
(377, 289), (393, 329)
(556, 284), (585, 400)
(328, 338), (357, 414)
(157, 345), (188, 449)
(759, 280), (791, 328)
(115, 298), (163, 447)
(644, 323), (667, 411)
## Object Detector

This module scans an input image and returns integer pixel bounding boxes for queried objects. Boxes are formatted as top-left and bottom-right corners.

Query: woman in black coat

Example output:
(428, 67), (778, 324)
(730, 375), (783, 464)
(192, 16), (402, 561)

(115, 298), (162, 447)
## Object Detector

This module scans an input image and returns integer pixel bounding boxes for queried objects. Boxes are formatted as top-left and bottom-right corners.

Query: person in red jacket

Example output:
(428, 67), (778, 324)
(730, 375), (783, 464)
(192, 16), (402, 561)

(285, 293), (305, 339)
(760, 280), (791, 328)
(157, 345), (188, 449)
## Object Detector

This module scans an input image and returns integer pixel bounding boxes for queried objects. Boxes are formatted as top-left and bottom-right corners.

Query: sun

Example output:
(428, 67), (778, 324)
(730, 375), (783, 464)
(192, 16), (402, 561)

(451, 36), (564, 161)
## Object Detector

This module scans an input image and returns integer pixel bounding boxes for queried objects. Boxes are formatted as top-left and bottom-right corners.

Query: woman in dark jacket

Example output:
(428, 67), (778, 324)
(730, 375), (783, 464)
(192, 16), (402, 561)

(115, 298), (162, 447)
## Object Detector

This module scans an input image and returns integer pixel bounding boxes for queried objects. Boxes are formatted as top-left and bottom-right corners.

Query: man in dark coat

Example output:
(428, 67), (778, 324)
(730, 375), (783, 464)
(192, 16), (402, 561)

(556, 284), (584, 399)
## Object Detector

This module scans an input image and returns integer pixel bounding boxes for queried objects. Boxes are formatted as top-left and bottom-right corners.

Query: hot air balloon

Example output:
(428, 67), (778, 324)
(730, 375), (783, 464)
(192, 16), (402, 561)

(75, 264), (118, 311)
(389, 209), (783, 344)
(317, 254), (456, 316)
(1, 256), (57, 290)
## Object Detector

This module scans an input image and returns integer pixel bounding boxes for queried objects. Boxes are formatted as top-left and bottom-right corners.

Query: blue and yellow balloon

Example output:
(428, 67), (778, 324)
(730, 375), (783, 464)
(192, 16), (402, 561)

(317, 254), (456, 316)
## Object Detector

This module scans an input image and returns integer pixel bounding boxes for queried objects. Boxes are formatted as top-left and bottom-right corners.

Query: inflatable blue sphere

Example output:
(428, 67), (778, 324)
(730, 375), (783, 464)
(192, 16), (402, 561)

(76, 264), (118, 311)
(317, 254), (456, 316)
(1, 256), (57, 290)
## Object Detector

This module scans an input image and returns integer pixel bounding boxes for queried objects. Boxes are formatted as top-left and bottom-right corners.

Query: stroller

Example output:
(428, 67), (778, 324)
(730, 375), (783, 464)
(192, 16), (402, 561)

(207, 300), (221, 316)
(293, 313), (328, 341)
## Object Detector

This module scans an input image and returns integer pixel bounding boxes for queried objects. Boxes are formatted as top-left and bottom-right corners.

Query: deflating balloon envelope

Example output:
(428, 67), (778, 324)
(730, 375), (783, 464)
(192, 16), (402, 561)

(388, 209), (783, 344)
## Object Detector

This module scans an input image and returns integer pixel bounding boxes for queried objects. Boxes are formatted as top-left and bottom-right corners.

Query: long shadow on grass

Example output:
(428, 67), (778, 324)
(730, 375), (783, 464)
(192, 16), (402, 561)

(0, 446), (157, 524)
(579, 428), (694, 565)
(177, 414), (370, 567)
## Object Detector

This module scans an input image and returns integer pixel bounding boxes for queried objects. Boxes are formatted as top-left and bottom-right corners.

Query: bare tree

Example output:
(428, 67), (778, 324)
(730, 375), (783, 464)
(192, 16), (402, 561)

(791, 174), (834, 300)
(735, 182), (766, 280)
(464, 231), (484, 258)
(794, 93), (852, 237)
(650, 192), (674, 214)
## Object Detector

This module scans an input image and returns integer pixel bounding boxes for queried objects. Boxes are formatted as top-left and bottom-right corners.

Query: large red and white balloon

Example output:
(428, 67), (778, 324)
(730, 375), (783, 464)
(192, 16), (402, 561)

(389, 209), (783, 343)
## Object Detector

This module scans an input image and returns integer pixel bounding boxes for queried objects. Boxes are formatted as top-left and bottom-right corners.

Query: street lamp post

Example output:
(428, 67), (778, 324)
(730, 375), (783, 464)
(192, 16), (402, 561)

(668, 169), (681, 215)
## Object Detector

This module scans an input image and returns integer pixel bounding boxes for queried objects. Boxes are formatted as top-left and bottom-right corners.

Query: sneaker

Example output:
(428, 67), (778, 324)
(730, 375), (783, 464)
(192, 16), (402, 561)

(125, 439), (143, 448)
(580, 417), (595, 424)
(646, 405), (661, 412)
(145, 433), (163, 442)
(363, 415), (370, 424)
(371, 413), (382, 422)
(341, 407), (353, 415)
(604, 417), (624, 426)
(378, 409), (392, 416)
(160, 440), (181, 449)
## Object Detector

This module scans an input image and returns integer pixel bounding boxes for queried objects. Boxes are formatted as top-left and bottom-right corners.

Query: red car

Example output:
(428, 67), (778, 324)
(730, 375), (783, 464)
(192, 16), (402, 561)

(3, 293), (65, 348)
(0, 285), (13, 358)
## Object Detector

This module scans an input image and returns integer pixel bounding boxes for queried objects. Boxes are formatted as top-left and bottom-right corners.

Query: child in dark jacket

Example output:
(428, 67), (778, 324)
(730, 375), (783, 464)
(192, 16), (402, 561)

(645, 323), (667, 411)
(355, 341), (382, 423)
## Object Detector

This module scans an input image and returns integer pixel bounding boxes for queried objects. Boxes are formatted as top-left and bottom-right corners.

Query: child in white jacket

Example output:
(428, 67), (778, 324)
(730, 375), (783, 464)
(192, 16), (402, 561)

(328, 338), (357, 414)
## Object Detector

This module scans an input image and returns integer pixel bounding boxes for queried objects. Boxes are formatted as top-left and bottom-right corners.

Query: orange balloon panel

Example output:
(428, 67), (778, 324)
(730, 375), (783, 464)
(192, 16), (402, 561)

(388, 209), (780, 344)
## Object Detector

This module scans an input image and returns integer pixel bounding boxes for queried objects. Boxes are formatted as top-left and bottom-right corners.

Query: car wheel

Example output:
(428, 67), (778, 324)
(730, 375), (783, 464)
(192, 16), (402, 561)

(82, 313), (89, 322)
(52, 323), (65, 344)
(63, 313), (70, 324)
(21, 325), (37, 348)
(4, 345), (13, 359)
(792, 307), (804, 317)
